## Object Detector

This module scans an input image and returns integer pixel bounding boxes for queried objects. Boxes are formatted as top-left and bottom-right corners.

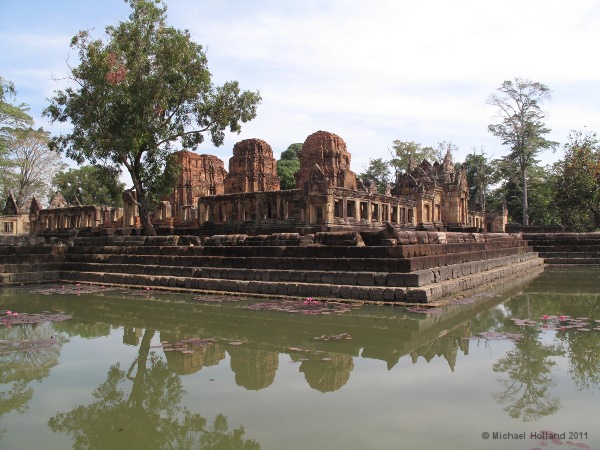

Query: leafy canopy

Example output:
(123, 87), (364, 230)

(389, 140), (442, 178)
(45, 0), (261, 235)
(553, 131), (600, 231)
(52, 165), (126, 207)
(460, 149), (494, 210)
(358, 158), (391, 194)
(277, 143), (301, 189)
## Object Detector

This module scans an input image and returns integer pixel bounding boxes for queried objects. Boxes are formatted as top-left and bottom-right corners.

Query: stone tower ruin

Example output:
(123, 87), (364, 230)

(224, 138), (280, 194)
(295, 130), (357, 190)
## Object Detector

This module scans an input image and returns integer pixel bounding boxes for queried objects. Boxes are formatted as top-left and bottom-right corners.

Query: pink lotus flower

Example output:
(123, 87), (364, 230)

(6, 310), (11, 315)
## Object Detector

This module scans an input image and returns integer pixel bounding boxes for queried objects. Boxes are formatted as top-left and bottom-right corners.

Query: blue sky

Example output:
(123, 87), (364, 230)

(2, 0), (600, 177)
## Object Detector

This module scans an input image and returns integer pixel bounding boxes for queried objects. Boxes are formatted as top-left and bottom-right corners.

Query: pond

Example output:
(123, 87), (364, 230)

(1, 266), (599, 450)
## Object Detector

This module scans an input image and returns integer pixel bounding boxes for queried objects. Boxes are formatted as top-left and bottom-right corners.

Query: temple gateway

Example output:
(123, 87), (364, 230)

(9, 130), (506, 237)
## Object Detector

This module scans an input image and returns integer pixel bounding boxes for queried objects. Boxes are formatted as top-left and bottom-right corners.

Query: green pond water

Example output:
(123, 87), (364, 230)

(1, 266), (599, 450)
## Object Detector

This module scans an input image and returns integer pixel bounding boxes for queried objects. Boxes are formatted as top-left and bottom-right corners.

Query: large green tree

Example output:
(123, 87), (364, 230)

(358, 157), (391, 194)
(487, 78), (557, 225)
(276, 143), (301, 190)
(460, 148), (494, 210)
(487, 159), (559, 225)
(52, 165), (126, 207)
(553, 131), (600, 231)
(45, 0), (261, 235)
(388, 140), (441, 180)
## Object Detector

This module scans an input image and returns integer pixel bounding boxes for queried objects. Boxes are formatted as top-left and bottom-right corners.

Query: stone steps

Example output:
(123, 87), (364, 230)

(540, 257), (600, 265)
(60, 256), (543, 303)
(2, 233), (544, 303)
(67, 239), (528, 257)
(523, 233), (600, 265)
(65, 244), (530, 273)
(0, 271), (62, 285)
(0, 246), (65, 286)
(62, 252), (539, 288)
(538, 252), (600, 258)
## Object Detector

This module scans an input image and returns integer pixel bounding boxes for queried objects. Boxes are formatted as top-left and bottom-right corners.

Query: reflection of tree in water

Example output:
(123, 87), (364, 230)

(298, 354), (354, 393)
(229, 347), (279, 390)
(51, 320), (111, 340)
(492, 327), (563, 421)
(540, 293), (600, 392)
(505, 291), (600, 392)
(0, 322), (67, 437)
(563, 328), (600, 391)
(48, 329), (260, 450)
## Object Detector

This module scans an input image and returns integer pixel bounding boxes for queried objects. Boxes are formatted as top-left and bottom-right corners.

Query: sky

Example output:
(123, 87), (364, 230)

(2, 0), (600, 179)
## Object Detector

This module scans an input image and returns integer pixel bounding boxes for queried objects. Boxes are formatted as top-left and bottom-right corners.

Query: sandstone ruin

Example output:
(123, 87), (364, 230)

(295, 130), (357, 190)
(5, 129), (507, 237)
(224, 138), (280, 194)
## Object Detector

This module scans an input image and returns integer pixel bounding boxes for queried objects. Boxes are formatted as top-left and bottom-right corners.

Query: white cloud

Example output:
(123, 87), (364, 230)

(2, 0), (600, 172)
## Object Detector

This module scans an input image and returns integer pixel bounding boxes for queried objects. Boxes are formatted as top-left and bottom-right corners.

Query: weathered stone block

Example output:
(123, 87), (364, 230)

(374, 273), (387, 286)
(356, 273), (374, 286)
(306, 271), (321, 283)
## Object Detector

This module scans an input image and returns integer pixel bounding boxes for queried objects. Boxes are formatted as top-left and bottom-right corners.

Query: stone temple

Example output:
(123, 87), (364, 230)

(10, 130), (506, 237)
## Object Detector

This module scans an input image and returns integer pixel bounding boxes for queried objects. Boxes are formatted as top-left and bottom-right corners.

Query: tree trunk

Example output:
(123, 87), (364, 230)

(127, 329), (155, 407)
(522, 166), (529, 226)
(129, 170), (157, 236)
(138, 197), (157, 236)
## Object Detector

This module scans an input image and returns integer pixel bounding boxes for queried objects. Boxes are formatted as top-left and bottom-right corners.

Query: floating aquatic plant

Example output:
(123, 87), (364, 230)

(473, 314), (600, 341)
(313, 333), (352, 341)
(1, 310), (72, 327)
(243, 299), (353, 315)
(193, 295), (246, 303)
(156, 337), (218, 355)
(0, 337), (59, 355)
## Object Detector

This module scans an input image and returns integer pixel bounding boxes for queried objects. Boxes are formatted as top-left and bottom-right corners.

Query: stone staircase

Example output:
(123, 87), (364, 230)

(56, 233), (543, 303)
(523, 233), (600, 265)
(0, 245), (64, 285)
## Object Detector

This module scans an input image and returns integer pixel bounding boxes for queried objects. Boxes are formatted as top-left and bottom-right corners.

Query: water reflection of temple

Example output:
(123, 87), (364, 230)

(159, 332), (226, 376)
(229, 347), (279, 390)
(298, 354), (354, 393)
(409, 322), (472, 372)
(22, 277), (540, 393)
